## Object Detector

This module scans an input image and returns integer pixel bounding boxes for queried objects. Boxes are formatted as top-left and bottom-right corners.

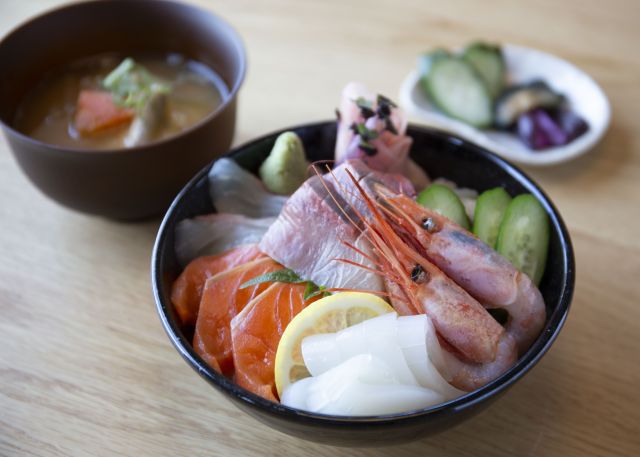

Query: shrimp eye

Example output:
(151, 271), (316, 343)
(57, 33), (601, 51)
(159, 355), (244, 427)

(422, 217), (438, 233)
(410, 264), (428, 283)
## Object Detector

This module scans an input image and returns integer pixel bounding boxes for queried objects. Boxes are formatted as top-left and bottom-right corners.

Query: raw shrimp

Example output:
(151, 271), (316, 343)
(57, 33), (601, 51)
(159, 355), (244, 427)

(323, 168), (518, 390)
(377, 191), (546, 354)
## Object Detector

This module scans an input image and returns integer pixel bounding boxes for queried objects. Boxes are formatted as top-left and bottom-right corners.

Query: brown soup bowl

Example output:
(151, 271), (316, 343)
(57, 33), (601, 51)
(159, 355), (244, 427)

(0, 0), (246, 220)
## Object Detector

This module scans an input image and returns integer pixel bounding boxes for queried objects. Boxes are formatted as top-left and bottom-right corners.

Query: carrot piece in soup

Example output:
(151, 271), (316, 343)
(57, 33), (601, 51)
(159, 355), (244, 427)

(193, 257), (283, 376)
(74, 90), (135, 134)
(171, 244), (264, 326)
(231, 282), (318, 402)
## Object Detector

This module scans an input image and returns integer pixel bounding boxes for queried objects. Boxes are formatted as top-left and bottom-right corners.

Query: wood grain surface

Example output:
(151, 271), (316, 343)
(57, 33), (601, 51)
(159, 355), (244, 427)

(1, 0), (639, 455)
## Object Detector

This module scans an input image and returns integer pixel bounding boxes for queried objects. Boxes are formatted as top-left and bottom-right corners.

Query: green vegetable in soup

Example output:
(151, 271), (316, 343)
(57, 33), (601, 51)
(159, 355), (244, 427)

(259, 132), (309, 195)
(103, 58), (170, 112)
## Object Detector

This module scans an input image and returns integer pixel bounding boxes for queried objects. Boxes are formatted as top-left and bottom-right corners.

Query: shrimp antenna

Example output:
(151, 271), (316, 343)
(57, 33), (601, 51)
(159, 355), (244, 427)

(311, 164), (409, 292)
(307, 159), (335, 176)
(339, 240), (386, 271)
(310, 164), (365, 237)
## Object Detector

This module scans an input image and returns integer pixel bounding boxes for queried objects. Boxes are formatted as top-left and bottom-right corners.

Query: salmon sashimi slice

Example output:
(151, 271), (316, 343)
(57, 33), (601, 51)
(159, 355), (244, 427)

(230, 282), (318, 402)
(193, 257), (283, 376)
(171, 244), (264, 326)
(74, 90), (135, 134)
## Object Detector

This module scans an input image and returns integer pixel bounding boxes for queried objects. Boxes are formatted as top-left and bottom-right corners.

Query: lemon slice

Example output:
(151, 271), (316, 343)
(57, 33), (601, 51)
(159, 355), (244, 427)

(274, 292), (394, 397)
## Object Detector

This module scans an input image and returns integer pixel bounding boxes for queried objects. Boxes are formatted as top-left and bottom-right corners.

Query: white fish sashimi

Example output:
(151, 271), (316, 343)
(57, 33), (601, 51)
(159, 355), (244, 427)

(175, 213), (274, 266)
(259, 173), (385, 292)
(260, 160), (414, 292)
(208, 158), (288, 218)
(281, 354), (443, 416)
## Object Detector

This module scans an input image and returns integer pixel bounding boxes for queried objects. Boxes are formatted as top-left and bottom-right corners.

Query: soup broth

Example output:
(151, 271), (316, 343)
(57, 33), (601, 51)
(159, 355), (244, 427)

(14, 53), (228, 150)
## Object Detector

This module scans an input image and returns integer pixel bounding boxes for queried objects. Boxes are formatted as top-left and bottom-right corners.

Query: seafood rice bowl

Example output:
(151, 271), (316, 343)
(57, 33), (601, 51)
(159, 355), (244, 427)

(152, 83), (574, 446)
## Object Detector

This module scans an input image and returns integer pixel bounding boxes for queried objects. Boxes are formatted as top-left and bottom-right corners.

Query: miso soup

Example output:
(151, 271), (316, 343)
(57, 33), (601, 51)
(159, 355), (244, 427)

(14, 52), (228, 149)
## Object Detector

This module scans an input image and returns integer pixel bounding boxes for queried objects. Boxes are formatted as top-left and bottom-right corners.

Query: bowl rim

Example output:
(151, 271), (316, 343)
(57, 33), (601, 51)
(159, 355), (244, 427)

(151, 120), (575, 425)
(0, 0), (247, 156)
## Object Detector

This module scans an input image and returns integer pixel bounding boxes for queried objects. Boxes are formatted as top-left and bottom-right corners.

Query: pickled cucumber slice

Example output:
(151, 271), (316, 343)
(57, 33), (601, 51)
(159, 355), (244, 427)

(462, 42), (505, 99)
(424, 57), (493, 128)
(417, 184), (470, 230)
(473, 188), (512, 248)
(496, 194), (550, 285)
(418, 48), (450, 77)
(418, 48), (451, 94)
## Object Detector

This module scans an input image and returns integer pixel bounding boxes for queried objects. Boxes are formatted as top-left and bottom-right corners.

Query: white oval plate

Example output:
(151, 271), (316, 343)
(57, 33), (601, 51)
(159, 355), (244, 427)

(399, 44), (611, 166)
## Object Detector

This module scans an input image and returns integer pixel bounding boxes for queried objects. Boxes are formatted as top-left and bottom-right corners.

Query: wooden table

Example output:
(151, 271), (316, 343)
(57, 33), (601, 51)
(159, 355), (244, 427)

(1, 0), (638, 455)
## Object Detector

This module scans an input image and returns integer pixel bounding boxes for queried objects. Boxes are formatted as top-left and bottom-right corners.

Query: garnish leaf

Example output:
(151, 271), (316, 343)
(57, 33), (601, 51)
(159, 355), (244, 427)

(355, 123), (379, 140)
(303, 282), (329, 300)
(354, 97), (375, 119)
(303, 282), (318, 300)
(239, 268), (305, 289)
(354, 96), (373, 110)
(240, 268), (329, 300)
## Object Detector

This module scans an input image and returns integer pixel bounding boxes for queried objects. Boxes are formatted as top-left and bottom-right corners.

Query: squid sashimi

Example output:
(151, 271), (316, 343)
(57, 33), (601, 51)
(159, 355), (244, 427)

(175, 213), (275, 266)
(282, 312), (463, 415)
(335, 82), (430, 189)
(171, 244), (264, 326)
(231, 282), (318, 401)
(300, 313), (460, 398)
(193, 257), (283, 376)
(282, 354), (444, 416)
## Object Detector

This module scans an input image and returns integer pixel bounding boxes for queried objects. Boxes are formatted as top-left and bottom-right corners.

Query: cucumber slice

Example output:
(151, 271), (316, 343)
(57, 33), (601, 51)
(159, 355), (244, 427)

(462, 42), (505, 99)
(496, 194), (550, 285)
(417, 184), (470, 230)
(425, 57), (493, 128)
(473, 188), (512, 248)
(419, 49), (451, 97)
(418, 48), (451, 77)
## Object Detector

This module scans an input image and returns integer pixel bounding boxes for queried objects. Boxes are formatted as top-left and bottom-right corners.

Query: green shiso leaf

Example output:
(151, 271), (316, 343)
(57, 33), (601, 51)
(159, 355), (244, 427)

(239, 268), (305, 289)
(240, 268), (329, 300)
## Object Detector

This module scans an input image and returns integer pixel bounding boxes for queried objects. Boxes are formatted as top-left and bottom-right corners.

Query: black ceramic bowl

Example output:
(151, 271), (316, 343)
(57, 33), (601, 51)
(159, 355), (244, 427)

(152, 121), (574, 447)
